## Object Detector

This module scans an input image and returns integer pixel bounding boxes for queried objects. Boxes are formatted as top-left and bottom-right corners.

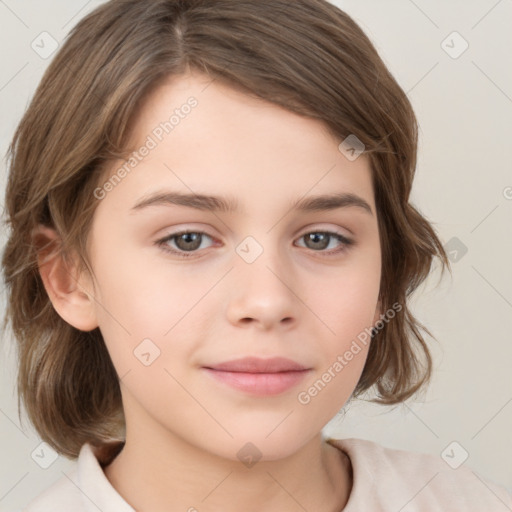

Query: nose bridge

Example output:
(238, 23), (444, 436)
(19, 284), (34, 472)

(226, 232), (299, 326)
(234, 231), (289, 283)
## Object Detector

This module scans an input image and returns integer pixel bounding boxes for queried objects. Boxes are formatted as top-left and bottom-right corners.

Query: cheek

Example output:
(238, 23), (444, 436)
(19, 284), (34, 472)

(296, 274), (376, 418)
(307, 261), (380, 343)
(298, 252), (380, 401)
(91, 240), (180, 327)
(90, 245), (213, 374)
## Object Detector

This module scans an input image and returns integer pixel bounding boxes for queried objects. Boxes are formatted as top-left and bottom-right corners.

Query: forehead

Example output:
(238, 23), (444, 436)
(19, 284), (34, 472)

(130, 71), (338, 153)
(97, 71), (375, 216)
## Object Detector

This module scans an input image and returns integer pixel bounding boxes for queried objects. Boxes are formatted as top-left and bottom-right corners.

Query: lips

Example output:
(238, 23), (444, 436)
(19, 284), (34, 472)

(201, 357), (311, 396)
(203, 356), (309, 373)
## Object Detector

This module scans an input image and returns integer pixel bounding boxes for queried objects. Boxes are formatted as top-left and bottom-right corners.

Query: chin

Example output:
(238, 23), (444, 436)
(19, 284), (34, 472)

(199, 426), (317, 464)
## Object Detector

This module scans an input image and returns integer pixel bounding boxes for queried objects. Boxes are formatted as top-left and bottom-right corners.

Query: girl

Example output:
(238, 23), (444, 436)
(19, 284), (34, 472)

(2, 0), (511, 510)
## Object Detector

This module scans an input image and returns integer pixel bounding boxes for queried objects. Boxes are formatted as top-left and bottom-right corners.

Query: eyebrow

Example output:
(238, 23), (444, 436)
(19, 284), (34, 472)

(130, 190), (373, 216)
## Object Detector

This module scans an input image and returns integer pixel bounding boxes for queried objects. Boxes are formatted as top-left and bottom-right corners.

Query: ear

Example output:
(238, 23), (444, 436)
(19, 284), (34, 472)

(32, 225), (98, 332)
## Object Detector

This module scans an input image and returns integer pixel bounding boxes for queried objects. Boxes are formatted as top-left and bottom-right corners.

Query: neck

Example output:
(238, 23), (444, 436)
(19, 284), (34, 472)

(103, 422), (352, 512)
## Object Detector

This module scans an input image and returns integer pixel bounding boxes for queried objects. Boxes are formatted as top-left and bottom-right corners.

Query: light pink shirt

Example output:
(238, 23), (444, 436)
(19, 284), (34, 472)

(24, 437), (512, 511)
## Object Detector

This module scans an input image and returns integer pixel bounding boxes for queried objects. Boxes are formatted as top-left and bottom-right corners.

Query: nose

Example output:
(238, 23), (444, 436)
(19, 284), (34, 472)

(225, 241), (300, 331)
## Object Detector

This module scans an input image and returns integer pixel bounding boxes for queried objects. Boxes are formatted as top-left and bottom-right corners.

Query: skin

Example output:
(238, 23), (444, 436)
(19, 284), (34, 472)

(37, 71), (382, 512)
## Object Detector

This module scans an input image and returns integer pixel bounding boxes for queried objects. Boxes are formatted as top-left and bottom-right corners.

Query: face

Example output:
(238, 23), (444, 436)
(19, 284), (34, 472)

(84, 72), (381, 461)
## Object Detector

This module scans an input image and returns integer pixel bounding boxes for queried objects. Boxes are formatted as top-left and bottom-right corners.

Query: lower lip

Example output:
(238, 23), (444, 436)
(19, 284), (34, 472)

(201, 368), (311, 396)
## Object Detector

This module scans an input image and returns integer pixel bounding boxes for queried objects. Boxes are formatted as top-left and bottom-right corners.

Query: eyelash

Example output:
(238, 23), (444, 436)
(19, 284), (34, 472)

(155, 229), (355, 259)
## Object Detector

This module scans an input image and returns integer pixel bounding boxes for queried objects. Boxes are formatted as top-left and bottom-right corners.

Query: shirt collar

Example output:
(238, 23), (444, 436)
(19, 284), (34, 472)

(74, 443), (135, 512)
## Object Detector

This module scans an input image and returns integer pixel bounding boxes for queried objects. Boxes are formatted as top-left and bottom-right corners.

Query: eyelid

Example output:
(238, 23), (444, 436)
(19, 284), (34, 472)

(296, 223), (351, 239)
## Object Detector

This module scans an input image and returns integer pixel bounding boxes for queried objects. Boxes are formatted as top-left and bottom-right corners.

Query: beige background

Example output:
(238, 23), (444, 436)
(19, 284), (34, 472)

(1, 0), (511, 510)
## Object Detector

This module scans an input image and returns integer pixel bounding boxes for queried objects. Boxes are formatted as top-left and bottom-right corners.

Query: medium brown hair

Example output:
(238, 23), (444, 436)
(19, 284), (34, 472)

(2, 0), (450, 459)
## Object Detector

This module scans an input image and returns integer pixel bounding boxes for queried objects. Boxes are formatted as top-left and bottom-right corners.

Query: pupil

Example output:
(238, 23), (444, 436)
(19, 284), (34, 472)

(308, 233), (329, 250)
(179, 233), (201, 250)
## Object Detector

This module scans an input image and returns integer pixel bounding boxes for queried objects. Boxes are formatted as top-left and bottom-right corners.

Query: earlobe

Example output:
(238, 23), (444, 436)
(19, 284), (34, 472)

(32, 225), (99, 332)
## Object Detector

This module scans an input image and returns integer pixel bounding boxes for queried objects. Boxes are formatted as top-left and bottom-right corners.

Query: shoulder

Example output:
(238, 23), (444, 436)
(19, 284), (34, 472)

(23, 443), (133, 512)
(327, 437), (512, 511)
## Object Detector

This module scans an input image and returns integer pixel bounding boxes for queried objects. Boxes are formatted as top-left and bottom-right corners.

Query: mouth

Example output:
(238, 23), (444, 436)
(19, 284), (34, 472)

(201, 357), (312, 396)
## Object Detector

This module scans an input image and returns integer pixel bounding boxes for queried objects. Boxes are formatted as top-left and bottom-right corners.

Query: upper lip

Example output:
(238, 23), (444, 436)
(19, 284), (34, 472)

(203, 357), (310, 373)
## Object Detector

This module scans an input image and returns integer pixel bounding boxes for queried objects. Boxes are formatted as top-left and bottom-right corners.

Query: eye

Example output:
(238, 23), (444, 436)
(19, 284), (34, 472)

(156, 230), (216, 258)
(155, 229), (354, 259)
(295, 231), (354, 255)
